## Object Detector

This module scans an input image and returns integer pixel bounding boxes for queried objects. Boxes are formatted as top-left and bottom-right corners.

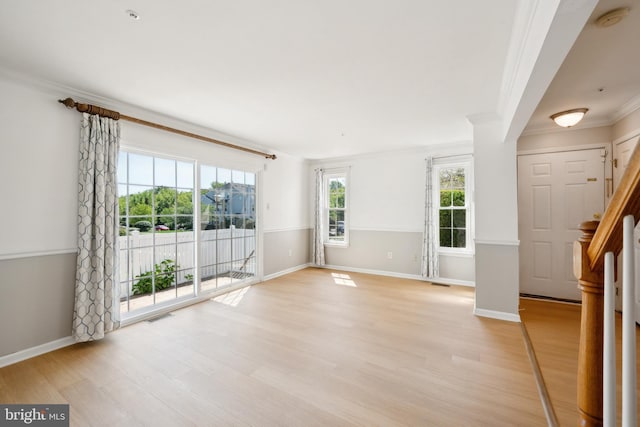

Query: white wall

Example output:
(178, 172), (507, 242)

(518, 126), (612, 152)
(0, 72), (310, 359)
(0, 72), (309, 259)
(310, 145), (475, 284)
(612, 108), (640, 142)
(0, 77), (79, 257)
(262, 152), (309, 232)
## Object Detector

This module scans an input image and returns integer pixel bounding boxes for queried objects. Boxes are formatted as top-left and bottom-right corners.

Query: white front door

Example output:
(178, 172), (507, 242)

(518, 149), (605, 300)
(613, 135), (640, 320)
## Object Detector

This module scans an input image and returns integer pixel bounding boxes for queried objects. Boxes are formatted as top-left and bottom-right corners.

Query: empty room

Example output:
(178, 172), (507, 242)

(1, 1), (640, 426)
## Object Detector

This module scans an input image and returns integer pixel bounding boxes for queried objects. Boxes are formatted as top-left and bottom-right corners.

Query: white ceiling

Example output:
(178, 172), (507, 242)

(524, 0), (640, 134)
(3, 1), (630, 159)
(0, 0), (519, 159)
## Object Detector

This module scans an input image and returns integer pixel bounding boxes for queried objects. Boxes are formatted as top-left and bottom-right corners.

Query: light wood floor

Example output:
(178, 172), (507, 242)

(0, 268), (548, 426)
(520, 298), (640, 426)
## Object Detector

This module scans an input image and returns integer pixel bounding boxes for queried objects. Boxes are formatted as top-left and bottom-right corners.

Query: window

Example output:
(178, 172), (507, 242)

(435, 160), (472, 252)
(325, 170), (349, 245)
(199, 166), (256, 292)
(118, 151), (257, 317)
(118, 152), (196, 314)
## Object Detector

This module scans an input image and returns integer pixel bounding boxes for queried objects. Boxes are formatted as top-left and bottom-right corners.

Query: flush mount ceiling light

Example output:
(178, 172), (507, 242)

(595, 7), (630, 28)
(550, 108), (589, 128)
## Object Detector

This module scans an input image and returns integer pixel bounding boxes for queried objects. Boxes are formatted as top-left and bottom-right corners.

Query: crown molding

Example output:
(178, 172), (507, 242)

(0, 65), (277, 156)
(308, 140), (473, 164)
(520, 117), (613, 137)
(611, 93), (640, 124)
(497, 0), (541, 116)
(466, 112), (502, 126)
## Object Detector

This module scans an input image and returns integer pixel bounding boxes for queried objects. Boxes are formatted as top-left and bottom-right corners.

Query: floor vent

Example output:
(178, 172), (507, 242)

(146, 313), (173, 323)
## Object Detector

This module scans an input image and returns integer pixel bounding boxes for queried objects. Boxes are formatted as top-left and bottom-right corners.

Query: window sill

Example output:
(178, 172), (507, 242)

(324, 241), (349, 249)
(438, 248), (474, 257)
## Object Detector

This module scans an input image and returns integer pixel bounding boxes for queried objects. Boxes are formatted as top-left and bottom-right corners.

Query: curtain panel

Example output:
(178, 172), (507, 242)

(312, 168), (326, 266)
(72, 113), (121, 342)
(422, 157), (439, 279)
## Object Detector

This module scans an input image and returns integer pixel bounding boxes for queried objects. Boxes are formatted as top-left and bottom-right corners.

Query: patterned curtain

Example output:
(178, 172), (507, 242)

(72, 113), (121, 342)
(422, 157), (439, 279)
(312, 168), (326, 266)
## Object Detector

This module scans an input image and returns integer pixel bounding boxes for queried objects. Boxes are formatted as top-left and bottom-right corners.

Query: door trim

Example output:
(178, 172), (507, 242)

(518, 142), (611, 157)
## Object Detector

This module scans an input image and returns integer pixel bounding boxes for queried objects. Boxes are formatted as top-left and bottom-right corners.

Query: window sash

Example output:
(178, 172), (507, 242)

(434, 161), (472, 252)
(324, 170), (349, 245)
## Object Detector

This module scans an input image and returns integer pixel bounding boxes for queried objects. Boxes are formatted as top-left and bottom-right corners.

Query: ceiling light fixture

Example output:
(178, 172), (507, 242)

(126, 9), (140, 20)
(595, 7), (629, 28)
(550, 108), (589, 128)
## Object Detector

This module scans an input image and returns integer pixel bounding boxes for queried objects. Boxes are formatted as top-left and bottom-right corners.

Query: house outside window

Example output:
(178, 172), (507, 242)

(118, 151), (257, 317)
(434, 159), (473, 253)
(324, 170), (349, 246)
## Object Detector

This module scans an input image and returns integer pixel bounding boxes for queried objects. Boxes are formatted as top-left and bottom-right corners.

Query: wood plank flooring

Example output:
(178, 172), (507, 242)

(520, 298), (640, 426)
(0, 268), (547, 426)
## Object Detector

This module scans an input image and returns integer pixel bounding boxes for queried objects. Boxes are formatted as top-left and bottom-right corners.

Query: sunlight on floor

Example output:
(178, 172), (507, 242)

(212, 286), (250, 307)
(332, 272), (357, 287)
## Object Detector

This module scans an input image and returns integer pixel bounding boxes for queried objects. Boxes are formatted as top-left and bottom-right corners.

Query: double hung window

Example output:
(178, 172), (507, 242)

(324, 170), (349, 246)
(434, 160), (472, 252)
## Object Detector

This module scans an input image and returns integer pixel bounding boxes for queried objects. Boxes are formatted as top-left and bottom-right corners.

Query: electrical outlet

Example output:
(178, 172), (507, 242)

(387, 251), (393, 260)
(288, 249), (292, 257)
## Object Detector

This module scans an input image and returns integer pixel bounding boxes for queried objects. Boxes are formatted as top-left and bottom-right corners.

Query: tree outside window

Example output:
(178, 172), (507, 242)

(439, 167), (466, 248)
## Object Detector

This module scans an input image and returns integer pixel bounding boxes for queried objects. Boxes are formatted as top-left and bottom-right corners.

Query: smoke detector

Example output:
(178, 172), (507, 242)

(595, 7), (630, 27)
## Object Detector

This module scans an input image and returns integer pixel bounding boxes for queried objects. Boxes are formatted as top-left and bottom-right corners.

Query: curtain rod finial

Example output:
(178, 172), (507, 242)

(59, 97), (76, 108)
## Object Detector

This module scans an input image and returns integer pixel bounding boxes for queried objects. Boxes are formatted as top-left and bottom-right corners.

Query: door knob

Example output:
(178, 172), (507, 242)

(593, 213), (602, 220)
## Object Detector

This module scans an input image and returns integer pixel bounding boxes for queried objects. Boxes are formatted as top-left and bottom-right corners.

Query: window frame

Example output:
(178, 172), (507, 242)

(433, 158), (474, 255)
(117, 147), (259, 320)
(323, 169), (350, 247)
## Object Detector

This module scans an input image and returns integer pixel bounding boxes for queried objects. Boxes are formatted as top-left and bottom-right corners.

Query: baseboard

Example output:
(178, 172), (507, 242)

(474, 307), (521, 323)
(0, 336), (76, 368)
(262, 263), (312, 282)
(431, 277), (475, 287)
(319, 264), (423, 281)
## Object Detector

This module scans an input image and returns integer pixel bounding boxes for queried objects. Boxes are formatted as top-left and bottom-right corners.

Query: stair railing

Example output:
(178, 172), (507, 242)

(573, 142), (640, 427)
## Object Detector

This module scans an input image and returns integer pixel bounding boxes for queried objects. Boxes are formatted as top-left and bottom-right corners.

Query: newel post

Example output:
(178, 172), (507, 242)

(573, 221), (604, 427)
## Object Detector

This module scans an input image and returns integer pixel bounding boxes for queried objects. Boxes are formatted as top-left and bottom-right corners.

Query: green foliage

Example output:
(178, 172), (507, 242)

(134, 220), (152, 232)
(119, 186), (194, 231)
(129, 203), (153, 223)
(440, 190), (465, 207)
(329, 178), (345, 208)
(131, 259), (178, 295)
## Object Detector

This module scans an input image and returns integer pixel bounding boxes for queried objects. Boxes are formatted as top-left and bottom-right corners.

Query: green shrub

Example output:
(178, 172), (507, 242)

(132, 259), (178, 295)
(134, 220), (153, 232)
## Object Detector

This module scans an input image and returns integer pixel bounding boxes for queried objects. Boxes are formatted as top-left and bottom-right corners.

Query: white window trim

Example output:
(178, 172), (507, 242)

(433, 157), (474, 255)
(324, 168), (350, 247)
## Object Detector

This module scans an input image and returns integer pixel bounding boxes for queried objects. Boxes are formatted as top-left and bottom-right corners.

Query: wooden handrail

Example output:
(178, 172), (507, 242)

(573, 138), (640, 426)
(588, 141), (640, 271)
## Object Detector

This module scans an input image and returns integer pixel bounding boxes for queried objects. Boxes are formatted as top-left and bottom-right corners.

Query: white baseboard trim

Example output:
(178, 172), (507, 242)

(262, 263), (312, 282)
(0, 336), (76, 368)
(431, 277), (475, 287)
(474, 307), (521, 323)
(318, 264), (423, 281)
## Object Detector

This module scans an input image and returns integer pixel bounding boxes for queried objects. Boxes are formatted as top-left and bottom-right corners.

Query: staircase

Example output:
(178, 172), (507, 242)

(573, 142), (640, 426)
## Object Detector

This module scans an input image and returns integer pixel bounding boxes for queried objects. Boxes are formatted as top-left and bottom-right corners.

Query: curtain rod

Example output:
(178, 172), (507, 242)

(58, 97), (277, 160)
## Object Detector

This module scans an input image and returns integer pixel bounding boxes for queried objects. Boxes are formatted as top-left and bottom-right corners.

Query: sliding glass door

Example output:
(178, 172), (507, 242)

(200, 165), (256, 292)
(117, 151), (257, 317)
